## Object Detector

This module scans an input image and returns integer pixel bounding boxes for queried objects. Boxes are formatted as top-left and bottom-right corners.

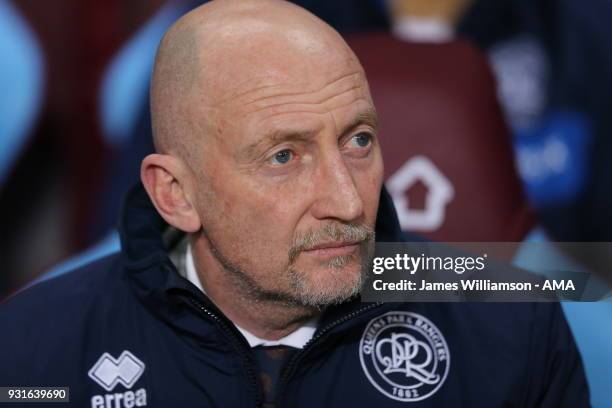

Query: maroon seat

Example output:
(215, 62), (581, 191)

(347, 33), (533, 242)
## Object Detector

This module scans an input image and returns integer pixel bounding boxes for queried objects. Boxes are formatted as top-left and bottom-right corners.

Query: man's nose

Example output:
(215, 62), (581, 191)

(310, 151), (365, 222)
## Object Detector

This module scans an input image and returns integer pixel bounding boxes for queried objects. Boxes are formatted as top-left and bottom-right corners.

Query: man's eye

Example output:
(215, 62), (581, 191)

(270, 149), (293, 165)
(350, 132), (373, 148)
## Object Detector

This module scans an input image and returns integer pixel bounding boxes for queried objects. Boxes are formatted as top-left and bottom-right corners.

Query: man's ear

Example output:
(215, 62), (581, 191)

(140, 153), (201, 233)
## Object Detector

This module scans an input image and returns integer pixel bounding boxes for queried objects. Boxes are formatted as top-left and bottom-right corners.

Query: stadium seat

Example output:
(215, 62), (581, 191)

(0, 0), (44, 188)
(346, 33), (533, 242)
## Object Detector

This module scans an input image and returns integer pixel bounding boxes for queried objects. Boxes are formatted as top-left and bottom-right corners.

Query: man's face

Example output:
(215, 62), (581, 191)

(192, 51), (384, 308)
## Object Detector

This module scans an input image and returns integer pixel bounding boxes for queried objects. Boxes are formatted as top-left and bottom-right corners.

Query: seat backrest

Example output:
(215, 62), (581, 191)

(346, 33), (533, 242)
(0, 0), (44, 188)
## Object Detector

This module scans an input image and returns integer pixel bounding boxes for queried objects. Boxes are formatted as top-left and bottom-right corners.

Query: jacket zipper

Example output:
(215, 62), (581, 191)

(187, 296), (263, 408)
(275, 301), (383, 407)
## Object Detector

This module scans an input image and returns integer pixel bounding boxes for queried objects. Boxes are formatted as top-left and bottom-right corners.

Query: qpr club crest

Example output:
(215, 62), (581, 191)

(359, 311), (450, 402)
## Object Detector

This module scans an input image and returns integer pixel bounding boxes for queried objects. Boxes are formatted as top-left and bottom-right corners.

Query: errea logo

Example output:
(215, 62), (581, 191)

(89, 351), (145, 391)
(89, 350), (147, 408)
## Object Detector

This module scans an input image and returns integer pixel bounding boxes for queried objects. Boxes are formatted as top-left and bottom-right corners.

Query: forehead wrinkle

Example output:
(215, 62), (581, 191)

(214, 77), (290, 107)
(252, 97), (378, 141)
(256, 96), (373, 124)
(241, 71), (361, 106)
(244, 83), (364, 116)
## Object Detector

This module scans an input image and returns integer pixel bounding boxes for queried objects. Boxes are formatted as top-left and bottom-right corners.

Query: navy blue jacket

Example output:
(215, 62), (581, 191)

(0, 184), (590, 407)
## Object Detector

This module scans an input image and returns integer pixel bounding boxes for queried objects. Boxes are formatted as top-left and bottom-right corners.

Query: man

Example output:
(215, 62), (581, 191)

(0, 1), (589, 407)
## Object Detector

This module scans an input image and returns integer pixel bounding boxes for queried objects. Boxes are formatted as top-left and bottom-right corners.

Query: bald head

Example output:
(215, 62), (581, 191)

(143, 0), (383, 314)
(150, 0), (364, 164)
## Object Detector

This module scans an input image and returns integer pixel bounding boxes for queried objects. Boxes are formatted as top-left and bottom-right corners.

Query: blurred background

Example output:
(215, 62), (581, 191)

(3, 0), (612, 295)
(1, 0), (611, 404)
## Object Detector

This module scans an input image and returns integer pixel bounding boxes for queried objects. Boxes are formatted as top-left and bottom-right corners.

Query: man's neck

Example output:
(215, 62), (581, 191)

(190, 234), (320, 340)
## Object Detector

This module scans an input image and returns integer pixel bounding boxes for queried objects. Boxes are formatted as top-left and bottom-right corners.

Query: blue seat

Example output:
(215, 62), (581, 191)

(515, 229), (612, 408)
(31, 232), (120, 286)
(0, 0), (44, 187)
(563, 302), (612, 408)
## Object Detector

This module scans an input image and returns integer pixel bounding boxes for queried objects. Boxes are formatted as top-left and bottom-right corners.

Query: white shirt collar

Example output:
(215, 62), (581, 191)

(185, 243), (317, 349)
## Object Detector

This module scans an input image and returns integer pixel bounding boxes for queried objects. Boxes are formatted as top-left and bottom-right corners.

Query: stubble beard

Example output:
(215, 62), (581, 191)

(204, 223), (376, 309)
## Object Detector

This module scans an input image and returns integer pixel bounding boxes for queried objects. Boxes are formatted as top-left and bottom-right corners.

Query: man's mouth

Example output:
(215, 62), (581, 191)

(302, 241), (361, 258)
